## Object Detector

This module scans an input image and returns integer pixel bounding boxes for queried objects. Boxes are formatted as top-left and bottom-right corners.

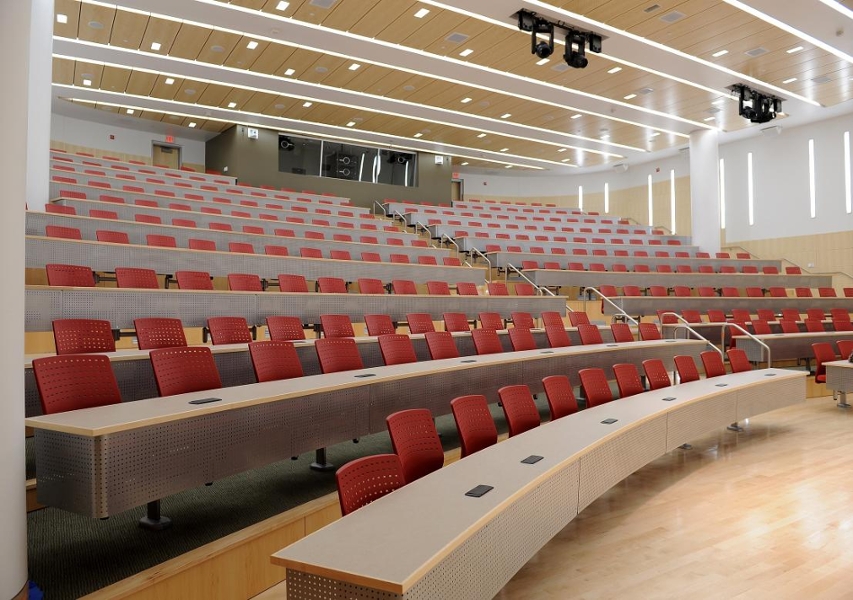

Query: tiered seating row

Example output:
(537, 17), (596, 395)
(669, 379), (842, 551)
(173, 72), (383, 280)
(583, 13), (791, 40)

(51, 150), (234, 185)
(525, 269), (830, 290)
(487, 251), (779, 271)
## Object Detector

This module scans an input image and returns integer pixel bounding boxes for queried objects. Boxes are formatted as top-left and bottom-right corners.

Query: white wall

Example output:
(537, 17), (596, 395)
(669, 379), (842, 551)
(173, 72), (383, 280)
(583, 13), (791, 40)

(51, 113), (206, 165)
(721, 112), (853, 243)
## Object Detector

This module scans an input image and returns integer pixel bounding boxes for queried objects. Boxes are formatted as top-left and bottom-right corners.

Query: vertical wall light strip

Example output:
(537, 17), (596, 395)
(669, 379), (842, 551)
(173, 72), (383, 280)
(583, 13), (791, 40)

(845, 132), (851, 214)
(747, 152), (754, 226)
(647, 174), (654, 226)
(808, 139), (816, 219)
(604, 182), (609, 213)
(719, 158), (726, 229)
(578, 185), (583, 211)
(669, 169), (676, 234)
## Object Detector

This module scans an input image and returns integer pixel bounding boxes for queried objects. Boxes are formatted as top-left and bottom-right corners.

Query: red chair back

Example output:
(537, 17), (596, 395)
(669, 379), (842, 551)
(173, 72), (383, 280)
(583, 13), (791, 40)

(545, 325), (571, 348)
(364, 314), (395, 336)
(149, 346), (222, 396)
(52, 319), (116, 355)
(96, 230), (129, 244)
(32, 354), (121, 414)
(568, 311), (590, 327)
(320, 314), (355, 338)
(497, 385), (540, 437)
(674, 355), (700, 383)
(450, 395), (498, 457)
(278, 274), (309, 293)
(336, 454), (405, 516)
(378, 334), (417, 366)
(227, 273), (263, 292)
(579, 368), (613, 408)
(133, 318), (187, 350)
(812, 342), (837, 383)
(207, 316), (253, 345)
(577, 323), (604, 345)
(248, 341), (304, 382)
(613, 363), (644, 398)
(510, 312), (535, 329)
(357, 278), (386, 295)
(610, 323), (634, 343)
(315, 338), (364, 373)
(455, 282), (479, 296)
(478, 312), (504, 331)
(643, 359), (671, 390)
(700, 351), (727, 377)
(407, 313), (436, 335)
(115, 267), (159, 289)
(426, 281), (451, 295)
(45, 264), (95, 287)
(45, 225), (82, 240)
(317, 277), (348, 294)
(471, 329), (503, 355)
(638, 323), (662, 341)
(508, 327), (536, 351)
(175, 270), (213, 290)
(541, 375), (578, 420)
(386, 409), (444, 484)
(266, 316), (305, 341)
(424, 331), (459, 359)
(726, 348), (752, 373)
(444, 312), (470, 332)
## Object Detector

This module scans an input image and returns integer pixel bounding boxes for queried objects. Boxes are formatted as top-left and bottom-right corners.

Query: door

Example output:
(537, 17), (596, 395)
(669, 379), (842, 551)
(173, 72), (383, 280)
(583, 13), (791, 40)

(152, 143), (181, 169)
(451, 180), (462, 202)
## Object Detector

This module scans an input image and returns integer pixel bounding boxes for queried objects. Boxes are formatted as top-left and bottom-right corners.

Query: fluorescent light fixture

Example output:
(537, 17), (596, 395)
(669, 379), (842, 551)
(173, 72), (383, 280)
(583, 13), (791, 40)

(500, 147), (509, 152)
(227, 101), (237, 108)
(150, 42), (161, 51)
(500, 113), (512, 119)
(809, 138), (816, 218)
(787, 46), (804, 54)
(536, 58), (550, 65)
(578, 185), (584, 210)
(346, 121), (356, 127)
(558, 148), (567, 152)
(460, 97), (472, 103)
(283, 68), (296, 76)
(302, 101), (312, 107)
(783, 77), (798, 84)
(650, 132), (661, 138)
(561, 158), (571, 162)
(276, 1), (290, 10)
(477, 133), (487, 138)
(459, 48), (474, 57)
(846, 131), (852, 214)
(719, 158), (726, 229)
(188, 122), (197, 128)
(82, 78), (92, 86)
(414, 8), (430, 18)
(703, 116), (716, 121)
(712, 49), (728, 58)
(505, 165), (512, 169)
(126, 109), (134, 114)
(624, 93), (637, 100)
(56, 14), (68, 24)
(348, 63), (361, 71)
(247, 40), (259, 50)
(670, 169), (676, 234)
(165, 77), (175, 85)
(747, 152), (754, 225)
(461, 162), (469, 166)
(414, 132), (423, 138)
(604, 182), (609, 213)
(607, 67), (622, 74)
(570, 114), (582, 119)
(647, 174), (654, 226)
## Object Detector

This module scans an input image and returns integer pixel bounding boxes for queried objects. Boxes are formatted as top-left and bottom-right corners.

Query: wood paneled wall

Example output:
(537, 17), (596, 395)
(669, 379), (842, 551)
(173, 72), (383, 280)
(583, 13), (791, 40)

(49, 140), (206, 173)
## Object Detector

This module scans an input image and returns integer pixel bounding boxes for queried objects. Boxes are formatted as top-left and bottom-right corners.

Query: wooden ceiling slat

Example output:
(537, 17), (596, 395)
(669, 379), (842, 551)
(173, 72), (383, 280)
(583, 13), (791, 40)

(195, 30), (242, 65)
(139, 16), (183, 56)
(52, 57), (76, 86)
(76, 3), (116, 45)
(108, 10), (150, 50)
(348, 0), (418, 39)
(53, 0), (81, 39)
(168, 23), (215, 61)
(99, 66), (132, 94)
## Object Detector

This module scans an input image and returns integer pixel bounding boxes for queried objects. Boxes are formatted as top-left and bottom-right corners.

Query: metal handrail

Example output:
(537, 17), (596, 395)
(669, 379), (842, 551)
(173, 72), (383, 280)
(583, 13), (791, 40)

(506, 264), (554, 296)
(659, 312), (720, 354)
(393, 210), (409, 227)
(469, 247), (493, 282)
(372, 200), (386, 216)
(722, 322), (772, 367)
(440, 234), (473, 267)
(413, 221), (436, 247)
(583, 288), (638, 325)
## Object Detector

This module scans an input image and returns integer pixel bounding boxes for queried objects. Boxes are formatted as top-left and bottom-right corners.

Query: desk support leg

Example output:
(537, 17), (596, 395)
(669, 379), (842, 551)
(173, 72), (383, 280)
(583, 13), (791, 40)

(678, 443), (693, 450)
(838, 392), (851, 409)
(139, 500), (172, 531)
(310, 448), (335, 472)
(727, 422), (744, 432)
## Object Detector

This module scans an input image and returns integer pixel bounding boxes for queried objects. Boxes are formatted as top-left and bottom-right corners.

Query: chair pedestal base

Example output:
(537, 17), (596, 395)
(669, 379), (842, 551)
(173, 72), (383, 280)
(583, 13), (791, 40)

(837, 393), (851, 409)
(727, 422), (744, 432)
(310, 448), (335, 472)
(678, 443), (693, 450)
(139, 500), (172, 531)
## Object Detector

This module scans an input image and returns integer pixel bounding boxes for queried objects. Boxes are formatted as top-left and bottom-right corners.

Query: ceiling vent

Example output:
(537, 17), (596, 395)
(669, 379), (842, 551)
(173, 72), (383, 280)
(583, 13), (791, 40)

(745, 46), (768, 57)
(812, 75), (833, 84)
(644, 4), (662, 13)
(659, 11), (685, 23)
(309, 0), (337, 7)
(446, 32), (469, 44)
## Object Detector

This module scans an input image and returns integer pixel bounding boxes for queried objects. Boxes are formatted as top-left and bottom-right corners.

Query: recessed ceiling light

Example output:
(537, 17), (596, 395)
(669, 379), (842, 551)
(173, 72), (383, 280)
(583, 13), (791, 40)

(184, 88), (196, 95)
(505, 165), (512, 169)
(188, 122), (197, 128)
(276, 1), (290, 10)
(459, 48), (474, 57)
(561, 158), (571, 162)
(601, 134), (610, 140)
(650, 132), (661, 137)
(247, 41), (259, 50)
(414, 133), (423, 138)
(783, 77), (798, 84)
(558, 148), (567, 152)
(607, 67), (622, 74)
(302, 101), (313, 107)
(284, 68), (296, 76)
(82, 78), (92, 86)
(227, 102), (237, 108)
(126, 109), (134, 115)
(570, 114), (582, 119)
(500, 148), (509, 152)
(88, 20), (103, 29)
(210, 45), (225, 53)
(624, 93), (637, 100)
(712, 49), (729, 58)
(712, 98), (726, 105)
(346, 121), (356, 127)
(536, 58), (550, 66)
(348, 63), (361, 71)
(787, 46), (804, 54)
(150, 42), (161, 51)
(461, 162), (469, 166)
(703, 116), (716, 121)
(414, 8), (430, 18)
(501, 113), (512, 119)
(477, 133), (487, 138)
(56, 14), (67, 24)
(461, 97), (472, 104)
(164, 77), (175, 85)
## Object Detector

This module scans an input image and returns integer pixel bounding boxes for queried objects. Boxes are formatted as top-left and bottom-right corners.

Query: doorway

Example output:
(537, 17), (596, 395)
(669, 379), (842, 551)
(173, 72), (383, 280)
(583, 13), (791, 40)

(152, 142), (181, 169)
(451, 179), (463, 202)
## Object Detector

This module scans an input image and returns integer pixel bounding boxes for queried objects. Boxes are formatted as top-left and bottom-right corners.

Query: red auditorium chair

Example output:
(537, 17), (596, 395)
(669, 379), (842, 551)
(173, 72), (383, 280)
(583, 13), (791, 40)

(443, 257), (462, 266)
(700, 351), (727, 377)
(386, 409), (444, 484)
(45, 225), (82, 240)
(45, 204), (76, 215)
(378, 334), (418, 366)
(175, 270), (213, 290)
(781, 308), (801, 322)
(115, 267), (159, 289)
(364, 314), (395, 336)
(638, 322), (662, 341)
(727, 348), (752, 373)
(317, 277), (348, 294)
(541, 312), (565, 328)
(806, 308), (825, 321)
(390, 254), (410, 264)
(731, 309), (752, 323)
(779, 320), (800, 334)
(146, 234), (177, 248)
(613, 363), (644, 398)
(487, 282), (509, 296)
(207, 316), (253, 345)
(406, 313), (436, 335)
(541, 375), (578, 419)
(682, 310), (703, 324)
(172, 218), (197, 228)
(51, 319), (115, 355)
(227, 273), (263, 292)
(795, 287), (813, 297)
(471, 329), (503, 355)
(819, 287), (837, 298)
(335, 454), (405, 516)
(805, 320), (826, 333)
(648, 285), (668, 297)
(674, 355), (700, 383)
(756, 309), (776, 322)
(450, 395), (498, 457)
(478, 312), (504, 330)
(133, 318), (187, 350)
(508, 327), (537, 351)
(426, 281), (451, 295)
(577, 323), (604, 345)
(424, 331), (459, 359)
(189, 239), (217, 251)
(229, 242), (255, 254)
(568, 311), (590, 327)
(357, 278), (385, 295)
(455, 282), (479, 296)
(812, 342), (837, 384)
(361, 251), (381, 262)
(248, 341), (304, 383)
(673, 286), (692, 297)
(45, 264), (95, 287)
(209, 222), (233, 232)
(264, 245), (288, 256)
(497, 385), (541, 437)
(444, 312), (471, 332)
(417, 256), (437, 265)
(278, 274), (309, 293)
(266, 316), (306, 341)
(545, 325), (571, 348)
(320, 314), (355, 338)
(720, 287), (739, 297)
(32, 354), (122, 414)
(392, 279), (417, 295)
(300, 247), (323, 259)
(149, 346), (222, 396)
(514, 283), (536, 296)
(838, 339), (853, 358)
(315, 338), (364, 373)
(96, 230), (130, 244)
(578, 368), (613, 408)
(643, 359), (671, 390)
(751, 320), (772, 335)
(510, 312), (535, 329)
(610, 323), (634, 343)
(623, 285), (642, 296)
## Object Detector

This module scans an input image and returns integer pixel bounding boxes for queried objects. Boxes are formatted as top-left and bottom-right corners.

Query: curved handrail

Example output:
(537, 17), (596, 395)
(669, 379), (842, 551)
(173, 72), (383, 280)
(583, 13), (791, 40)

(413, 221), (436, 247)
(440, 234), (473, 267)
(723, 322), (772, 367)
(583, 288), (638, 325)
(505, 263), (554, 296)
(659, 312), (720, 355)
(469, 247), (492, 283)
(373, 200), (386, 216)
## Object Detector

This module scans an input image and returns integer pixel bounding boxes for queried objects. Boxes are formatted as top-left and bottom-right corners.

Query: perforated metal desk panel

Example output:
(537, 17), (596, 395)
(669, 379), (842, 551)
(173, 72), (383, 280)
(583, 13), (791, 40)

(826, 360), (853, 395)
(23, 327), (617, 417)
(24, 287), (565, 332)
(601, 296), (853, 317)
(26, 237), (464, 283)
(485, 252), (780, 271)
(429, 224), (686, 245)
(25, 339), (709, 518)
(525, 269), (831, 290)
(272, 369), (806, 599)
(736, 331), (853, 362)
(51, 154), (236, 185)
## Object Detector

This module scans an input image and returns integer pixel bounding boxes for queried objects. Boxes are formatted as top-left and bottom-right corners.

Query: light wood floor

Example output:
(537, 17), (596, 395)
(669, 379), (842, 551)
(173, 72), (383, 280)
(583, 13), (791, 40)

(257, 396), (853, 600)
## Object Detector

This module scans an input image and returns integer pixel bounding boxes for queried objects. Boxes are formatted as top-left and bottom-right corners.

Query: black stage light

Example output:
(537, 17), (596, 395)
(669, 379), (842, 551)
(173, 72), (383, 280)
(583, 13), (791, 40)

(733, 84), (780, 124)
(564, 30), (588, 69)
(588, 33), (603, 53)
(531, 18), (554, 59)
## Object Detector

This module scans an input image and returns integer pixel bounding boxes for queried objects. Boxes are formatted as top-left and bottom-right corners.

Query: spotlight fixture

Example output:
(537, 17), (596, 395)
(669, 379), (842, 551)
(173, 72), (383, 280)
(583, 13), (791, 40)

(516, 9), (601, 69)
(564, 30), (588, 69)
(529, 18), (554, 60)
(731, 84), (782, 124)
(278, 135), (295, 151)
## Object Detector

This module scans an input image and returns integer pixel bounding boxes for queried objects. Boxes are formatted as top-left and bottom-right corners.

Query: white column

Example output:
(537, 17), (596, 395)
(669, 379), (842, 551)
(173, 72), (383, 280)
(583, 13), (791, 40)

(689, 129), (721, 253)
(0, 0), (53, 597)
(26, 0), (54, 211)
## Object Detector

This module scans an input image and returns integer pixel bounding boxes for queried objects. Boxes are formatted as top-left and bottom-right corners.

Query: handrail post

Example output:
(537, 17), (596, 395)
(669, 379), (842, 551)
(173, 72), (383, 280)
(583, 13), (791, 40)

(469, 247), (492, 283)
(585, 288), (638, 325)
(506, 263), (554, 296)
(660, 312), (719, 353)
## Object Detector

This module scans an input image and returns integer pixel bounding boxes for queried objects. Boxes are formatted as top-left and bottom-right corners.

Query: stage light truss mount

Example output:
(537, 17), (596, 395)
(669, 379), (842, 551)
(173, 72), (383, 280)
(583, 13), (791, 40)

(516, 8), (602, 69)
(729, 84), (783, 124)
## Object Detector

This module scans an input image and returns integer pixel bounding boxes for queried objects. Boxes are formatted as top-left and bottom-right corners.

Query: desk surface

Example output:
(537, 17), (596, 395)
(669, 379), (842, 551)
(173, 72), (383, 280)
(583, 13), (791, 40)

(486, 251), (779, 271)
(272, 368), (804, 596)
(525, 269), (830, 289)
(602, 296), (852, 316)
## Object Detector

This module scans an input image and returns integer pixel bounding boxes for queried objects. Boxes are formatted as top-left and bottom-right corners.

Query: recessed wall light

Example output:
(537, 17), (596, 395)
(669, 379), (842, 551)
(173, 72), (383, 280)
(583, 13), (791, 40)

(276, 1), (289, 10)
(346, 121), (356, 127)
(501, 113), (512, 119)
(712, 49), (729, 57)
(461, 97), (472, 104)
(607, 67), (622, 74)
(414, 133), (423, 138)
(414, 8), (430, 18)
(787, 46), (804, 53)
(348, 63), (361, 71)
(284, 68), (296, 76)
(459, 49), (474, 57)
(477, 133), (487, 138)
(56, 14), (67, 24)
(536, 58), (550, 65)
(302, 101), (313, 107)
(247, 41), (259, 50)
(188, 122), (197, 128)
(227, 102), (237, 108)
(624, 93), (637, 100)
(150, 42), (161, 51)
(783, 77), (798, 84)
(164, 77), (175, 85)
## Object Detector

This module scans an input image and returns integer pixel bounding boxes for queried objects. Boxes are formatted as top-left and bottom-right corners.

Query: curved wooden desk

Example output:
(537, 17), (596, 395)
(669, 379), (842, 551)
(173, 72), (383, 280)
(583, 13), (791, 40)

(272, 369), (805, 599)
